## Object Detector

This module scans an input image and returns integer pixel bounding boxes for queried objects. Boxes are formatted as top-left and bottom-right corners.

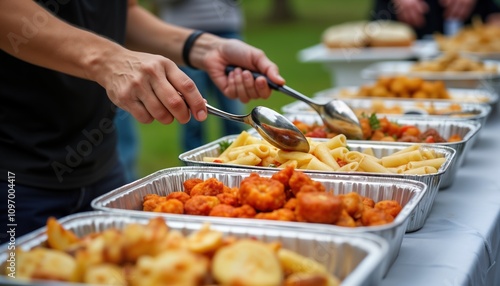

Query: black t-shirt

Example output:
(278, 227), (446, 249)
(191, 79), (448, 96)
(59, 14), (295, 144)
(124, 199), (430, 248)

(0, 0), (128, 189)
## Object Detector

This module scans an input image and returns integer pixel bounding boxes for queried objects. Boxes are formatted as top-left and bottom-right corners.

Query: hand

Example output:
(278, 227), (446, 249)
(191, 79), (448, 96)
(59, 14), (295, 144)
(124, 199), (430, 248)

(392, 0), (429, 28)
(92, 48), (207, 125)
(199, 37), (285, 103)
(440, 0), (476, 21)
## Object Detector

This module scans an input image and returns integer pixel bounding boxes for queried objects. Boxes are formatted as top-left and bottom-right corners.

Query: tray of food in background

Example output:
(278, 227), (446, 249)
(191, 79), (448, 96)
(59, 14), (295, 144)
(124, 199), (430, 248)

(434, 21), (500, 60)
(282, 98), (491, 128)
(0, 211), (390, 286)
(313, 80), (498, 106)
(92, 166), (426, 275)
(178, 132), (456, 232)
(282, 113), (480, 189)
(360, 53), (500, 89)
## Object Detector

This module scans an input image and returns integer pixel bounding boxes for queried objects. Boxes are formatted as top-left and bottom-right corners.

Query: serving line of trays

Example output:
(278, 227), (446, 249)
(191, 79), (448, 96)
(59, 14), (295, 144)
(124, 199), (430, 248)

(360, 60), (500, 89)
(177, 135), (455, 232)
(281, 97), (491, 129)
(0, 211), (389, 286)
(91, 166), (426, 277)
(279, 113), (481, 189)
(313, 86), (499, 107)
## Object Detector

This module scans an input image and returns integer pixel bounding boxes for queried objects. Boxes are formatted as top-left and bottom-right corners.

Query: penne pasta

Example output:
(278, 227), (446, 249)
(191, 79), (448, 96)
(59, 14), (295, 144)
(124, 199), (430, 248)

(227, 152), (262, 166)
(403, 166), (438, 174)
(407, 158), (446, 170)
(329, 147), (349, 161)
(226, 144), (270, 160)
(305, 157), (336, 171)
(312, 143), (340, 170)
(325, 134), (347, 150)
(338, 162), (359, 172)
(344, 151), (364, 164)
(219, 131), (251, 158)
(381, 150), (424, 168)
(359, 156), (392, 173)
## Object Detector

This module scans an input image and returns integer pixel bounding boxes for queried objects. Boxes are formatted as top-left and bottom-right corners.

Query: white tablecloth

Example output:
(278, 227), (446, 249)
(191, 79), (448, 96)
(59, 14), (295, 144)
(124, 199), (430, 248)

(381, 107), (500, 286)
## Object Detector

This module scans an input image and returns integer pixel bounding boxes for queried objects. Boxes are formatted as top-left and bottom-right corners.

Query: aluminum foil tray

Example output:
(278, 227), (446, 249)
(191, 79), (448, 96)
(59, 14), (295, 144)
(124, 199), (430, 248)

(92, 166), (426, 275)
(178, 136), (456, 233)
(0, 211), (389, 286)
(312, 86), (498, 107)
(359, 60), (500, 89)
(281, 113), (481, 189)
(281, 98), (491, 129)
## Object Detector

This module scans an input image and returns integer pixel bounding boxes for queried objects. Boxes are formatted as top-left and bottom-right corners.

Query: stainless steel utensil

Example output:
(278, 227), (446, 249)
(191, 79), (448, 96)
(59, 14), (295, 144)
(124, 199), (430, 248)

(226, 66), (363, 139)
(206, 103), (310, 152)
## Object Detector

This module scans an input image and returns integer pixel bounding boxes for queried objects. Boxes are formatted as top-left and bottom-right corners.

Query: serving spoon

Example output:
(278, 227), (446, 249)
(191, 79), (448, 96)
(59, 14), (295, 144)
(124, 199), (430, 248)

(205, 103), (310, 152)
(226, 66), (364, 139)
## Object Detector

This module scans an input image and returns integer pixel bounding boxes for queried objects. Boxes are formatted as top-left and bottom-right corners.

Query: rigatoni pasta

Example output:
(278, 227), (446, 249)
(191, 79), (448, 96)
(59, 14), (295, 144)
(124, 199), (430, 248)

(203, 131), (446, 175)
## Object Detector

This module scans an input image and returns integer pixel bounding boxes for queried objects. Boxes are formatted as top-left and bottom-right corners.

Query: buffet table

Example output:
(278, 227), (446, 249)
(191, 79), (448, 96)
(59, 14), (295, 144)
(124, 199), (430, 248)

(381, 107), (500, 286)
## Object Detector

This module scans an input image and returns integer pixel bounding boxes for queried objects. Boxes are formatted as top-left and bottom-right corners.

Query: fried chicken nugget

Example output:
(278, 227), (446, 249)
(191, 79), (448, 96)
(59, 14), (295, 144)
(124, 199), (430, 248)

(296, 192), (343, 224)
(184, 195), (220, 216)
(339, 192), (365, 219)
(335, 209), (356, 227)
(153, 199), (184, 214)
(255, 208), (296, 222)
(361, 207), (395, 226)
(142, 194), (166, 212)
(375, 200), (402, 218)
(190, 177), (225, 197)
(216, 192), (240, 207)
(271, 165), (295, 189)
(239, 173), (286, 212)
(209, 204), (238, 218)
(284, 198), (297, 212)
(183, 177), (203, 195)
(166, 191), (191, 204)
(289, 170), (325, 196)
(234, 204), (257, 218)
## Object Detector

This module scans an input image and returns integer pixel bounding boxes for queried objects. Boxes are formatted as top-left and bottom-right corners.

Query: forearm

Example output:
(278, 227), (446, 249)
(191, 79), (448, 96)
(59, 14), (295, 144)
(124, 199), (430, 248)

(125, 2), (221, 69)
(0, 1), (122, 82)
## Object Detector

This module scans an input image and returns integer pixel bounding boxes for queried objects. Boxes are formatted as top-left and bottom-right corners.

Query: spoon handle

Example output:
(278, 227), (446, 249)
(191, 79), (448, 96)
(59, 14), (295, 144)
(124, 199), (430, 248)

(205, 103), (245, 123)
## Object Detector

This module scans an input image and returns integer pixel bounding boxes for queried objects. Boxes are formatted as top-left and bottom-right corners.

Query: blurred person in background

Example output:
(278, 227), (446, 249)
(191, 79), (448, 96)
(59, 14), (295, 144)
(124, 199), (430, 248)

(0, 0), (283, 240)
(154, 0), (246, 152)
(371, 0), (500, 38)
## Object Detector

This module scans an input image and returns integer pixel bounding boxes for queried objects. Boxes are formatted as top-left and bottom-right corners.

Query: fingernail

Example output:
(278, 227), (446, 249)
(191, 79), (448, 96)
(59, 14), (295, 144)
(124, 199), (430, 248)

(197, 109), (207, 120)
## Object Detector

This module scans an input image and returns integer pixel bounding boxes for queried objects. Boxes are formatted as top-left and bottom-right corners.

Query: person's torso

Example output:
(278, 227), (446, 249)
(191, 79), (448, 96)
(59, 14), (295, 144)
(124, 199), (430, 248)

(0, 0), (128, 189)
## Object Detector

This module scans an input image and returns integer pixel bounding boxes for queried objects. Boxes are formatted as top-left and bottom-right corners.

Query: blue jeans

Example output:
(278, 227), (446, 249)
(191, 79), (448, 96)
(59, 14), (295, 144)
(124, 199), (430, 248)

(114, 108), (139, 183)
(180, 31), (245, 152)
(0, 161), (126, 243)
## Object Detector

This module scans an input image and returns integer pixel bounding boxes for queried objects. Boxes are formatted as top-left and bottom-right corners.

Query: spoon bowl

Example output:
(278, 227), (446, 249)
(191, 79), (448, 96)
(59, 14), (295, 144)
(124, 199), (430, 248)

(206, 103), (310, 152)
(226, 66), (363, 139)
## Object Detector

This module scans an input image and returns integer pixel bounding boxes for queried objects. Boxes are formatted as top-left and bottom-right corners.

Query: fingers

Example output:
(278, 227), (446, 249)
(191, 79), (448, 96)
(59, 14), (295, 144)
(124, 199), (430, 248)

(394, 0), (428, 28)
(226, 68), (272, 103)
(441, 0), (475, 20)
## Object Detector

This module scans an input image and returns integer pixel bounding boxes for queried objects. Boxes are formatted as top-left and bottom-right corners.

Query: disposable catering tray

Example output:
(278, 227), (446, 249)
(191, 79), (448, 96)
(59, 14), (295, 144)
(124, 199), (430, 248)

(312, 86), (499, 107)
(177, 137), (456, 233)
(91, 166), (426, 276)
(281, 113), (481, 189)
(281, 98), (491, 129)
(359, 60), (500, 89)
(0, 211), (389, 286)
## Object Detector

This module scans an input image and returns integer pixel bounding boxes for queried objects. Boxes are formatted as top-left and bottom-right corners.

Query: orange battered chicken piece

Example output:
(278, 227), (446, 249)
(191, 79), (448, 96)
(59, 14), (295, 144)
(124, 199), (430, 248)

(239, 173), (286, 212)
(209, 204), (238, 218)
(289, 170), (325, 196)
(190, 177), (225, 197)
(362, 196), (375, 208)
(143, 194), (166, 212)
(153, 199), (184, 214)
(234, 204), (257, 218)
(184, 195), (220, 216)
(255, 208), (296, 222)
(375, 200), (402, 218)
(183, 178), (203, 195)
(216, 192), (240, 207)
(283, 198), (297, 212)
(361, 207), (395, 226)
(166, 191), (191, 204)
(295, 192), (342, 224)
(339, 192), (365, 219)
(335, 209), (356, 227)
(271, 165), (295, 189)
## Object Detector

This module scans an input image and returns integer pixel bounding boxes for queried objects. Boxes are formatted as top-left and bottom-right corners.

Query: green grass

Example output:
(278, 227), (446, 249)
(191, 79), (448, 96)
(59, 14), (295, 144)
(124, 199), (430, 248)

(136, 0), (371, 177)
